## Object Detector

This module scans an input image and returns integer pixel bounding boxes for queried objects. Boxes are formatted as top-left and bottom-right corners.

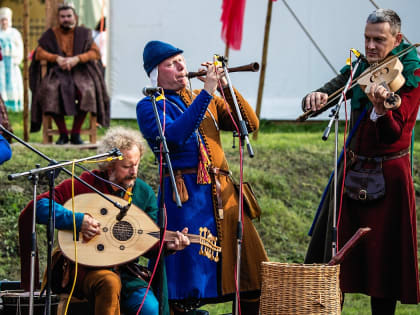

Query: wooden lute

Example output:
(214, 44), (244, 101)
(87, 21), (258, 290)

(58, 193), (221, 267)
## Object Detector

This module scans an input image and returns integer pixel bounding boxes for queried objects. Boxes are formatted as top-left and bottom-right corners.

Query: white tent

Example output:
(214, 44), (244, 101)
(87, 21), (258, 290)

(73, 0), (105, 29)
(107, 0), (420, 120)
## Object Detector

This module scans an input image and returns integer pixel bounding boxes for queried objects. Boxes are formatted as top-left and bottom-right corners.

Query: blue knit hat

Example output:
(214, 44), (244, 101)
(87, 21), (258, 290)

(143, 41), (183, 76)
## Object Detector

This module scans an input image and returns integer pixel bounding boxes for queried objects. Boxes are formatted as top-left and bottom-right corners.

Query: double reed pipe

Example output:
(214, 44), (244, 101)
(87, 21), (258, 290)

(187, 62), (260, 78)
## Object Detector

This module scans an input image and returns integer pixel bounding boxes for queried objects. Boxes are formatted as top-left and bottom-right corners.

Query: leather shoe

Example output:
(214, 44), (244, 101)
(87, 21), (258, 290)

(56, 134), (68, 145)
(70, 134), (84, 145)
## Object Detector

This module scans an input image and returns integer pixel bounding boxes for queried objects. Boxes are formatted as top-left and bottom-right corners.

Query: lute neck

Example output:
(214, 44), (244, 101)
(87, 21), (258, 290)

(163, 230), (201, 244)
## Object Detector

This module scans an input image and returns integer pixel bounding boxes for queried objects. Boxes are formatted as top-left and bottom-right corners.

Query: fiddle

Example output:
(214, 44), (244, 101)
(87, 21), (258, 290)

(357, 57), (404, 110)
(296, 43), (420, 122)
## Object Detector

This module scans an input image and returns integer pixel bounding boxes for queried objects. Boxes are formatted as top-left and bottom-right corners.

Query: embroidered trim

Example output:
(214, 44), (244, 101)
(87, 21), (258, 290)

(160, 93), (211, 184)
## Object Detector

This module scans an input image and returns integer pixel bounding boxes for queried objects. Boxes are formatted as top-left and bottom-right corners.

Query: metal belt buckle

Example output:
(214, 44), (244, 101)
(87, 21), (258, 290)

(359, 189), (367, 200)
(348, 150), (356, 164)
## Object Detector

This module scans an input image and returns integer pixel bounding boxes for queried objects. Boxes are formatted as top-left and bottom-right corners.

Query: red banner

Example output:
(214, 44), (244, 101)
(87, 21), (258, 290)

(220, 0), (247, 50)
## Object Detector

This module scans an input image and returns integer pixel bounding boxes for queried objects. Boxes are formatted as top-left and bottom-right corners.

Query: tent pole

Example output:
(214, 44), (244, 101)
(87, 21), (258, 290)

(224, 44), (230, 62)
(46, 0), (59, 29)
(23, 0), (29, 141)
(253, 0), (273, 140)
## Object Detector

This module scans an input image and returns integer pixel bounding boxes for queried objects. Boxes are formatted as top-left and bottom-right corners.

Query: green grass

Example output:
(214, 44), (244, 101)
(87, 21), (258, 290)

(2, 112), (420, 314)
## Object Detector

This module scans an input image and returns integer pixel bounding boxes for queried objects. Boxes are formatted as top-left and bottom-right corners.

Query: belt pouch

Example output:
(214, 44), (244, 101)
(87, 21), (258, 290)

(344, 156), (385, 201)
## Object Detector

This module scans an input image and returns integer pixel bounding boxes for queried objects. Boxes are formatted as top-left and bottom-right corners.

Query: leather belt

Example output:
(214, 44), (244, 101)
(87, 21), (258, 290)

(348, 147), (409, 162)
(209, 166), (230, 220)
(164, 168), (197, 177)
(382, 148), (410, 161)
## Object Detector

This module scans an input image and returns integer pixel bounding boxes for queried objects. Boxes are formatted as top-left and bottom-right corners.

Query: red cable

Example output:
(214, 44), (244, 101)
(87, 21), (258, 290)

(136, 97), (168, 315)
(336, 52), (354, 251)
(336, 93), (348, 251)
(218, 79), (243, 315)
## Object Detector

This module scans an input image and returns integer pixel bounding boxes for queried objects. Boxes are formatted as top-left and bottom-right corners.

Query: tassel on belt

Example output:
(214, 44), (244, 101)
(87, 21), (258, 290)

(165, 167), (230, 219)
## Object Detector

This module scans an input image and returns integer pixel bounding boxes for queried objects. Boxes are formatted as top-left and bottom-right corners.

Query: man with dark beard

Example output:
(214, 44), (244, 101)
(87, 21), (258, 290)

(29, 3), (109, 144)
(19, 127), (190, 314)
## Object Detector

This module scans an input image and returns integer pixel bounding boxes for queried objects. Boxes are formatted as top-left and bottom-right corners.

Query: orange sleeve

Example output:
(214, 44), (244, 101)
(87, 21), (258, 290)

(77, 41), (101, 63)
(35, 46), (58, 63)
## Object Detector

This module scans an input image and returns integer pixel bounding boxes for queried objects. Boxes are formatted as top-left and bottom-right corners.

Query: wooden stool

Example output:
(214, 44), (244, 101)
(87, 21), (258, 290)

(42, 113), (97, 144)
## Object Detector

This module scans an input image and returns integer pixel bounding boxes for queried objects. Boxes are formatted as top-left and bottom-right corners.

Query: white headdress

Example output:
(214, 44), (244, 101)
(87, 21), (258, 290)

(0, 7), (12, 27)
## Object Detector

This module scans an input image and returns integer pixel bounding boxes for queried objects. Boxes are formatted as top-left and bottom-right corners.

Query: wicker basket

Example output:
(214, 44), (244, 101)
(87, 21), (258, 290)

(260, 262), (341, 315)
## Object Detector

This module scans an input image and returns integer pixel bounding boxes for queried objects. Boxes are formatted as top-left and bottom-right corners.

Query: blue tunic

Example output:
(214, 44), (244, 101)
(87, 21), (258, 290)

(137, 89), (219, 300)
(0, 134), (12, 164)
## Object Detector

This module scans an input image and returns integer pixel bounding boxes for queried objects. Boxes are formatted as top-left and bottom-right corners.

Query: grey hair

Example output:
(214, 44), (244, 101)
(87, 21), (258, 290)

(367, 9), (401, 35)
(97, 127), (146, 171)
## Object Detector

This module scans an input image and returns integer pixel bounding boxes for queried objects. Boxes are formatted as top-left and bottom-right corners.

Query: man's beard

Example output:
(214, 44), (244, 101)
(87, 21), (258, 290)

(108, 172), (136, 189)
(120, 176), (136, 189)
(60, 23), (74, 31)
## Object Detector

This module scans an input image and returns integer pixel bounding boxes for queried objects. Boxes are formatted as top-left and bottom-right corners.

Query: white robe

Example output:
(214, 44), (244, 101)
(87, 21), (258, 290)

(0, 27), (23, 111)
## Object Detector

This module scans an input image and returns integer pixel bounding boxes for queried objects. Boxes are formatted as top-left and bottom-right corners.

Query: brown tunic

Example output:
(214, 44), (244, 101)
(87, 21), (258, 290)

(29, 26), (109, 132)
(180, 87), (268, 296)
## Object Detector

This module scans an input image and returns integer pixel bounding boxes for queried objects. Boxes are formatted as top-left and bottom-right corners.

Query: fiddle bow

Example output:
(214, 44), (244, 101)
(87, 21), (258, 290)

(297, 43), (420, 122)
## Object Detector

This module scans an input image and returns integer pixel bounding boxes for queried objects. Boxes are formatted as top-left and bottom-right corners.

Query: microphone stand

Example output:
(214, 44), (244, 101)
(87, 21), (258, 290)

(218, 56), (254, 159)
(321, 56), (363, 258)
(1, 124), (123, 315)
(2, 124), (124, 212)
(146, 90), (181, 315)
(11, 153), (123, 315)
(217, 55), (254, 315)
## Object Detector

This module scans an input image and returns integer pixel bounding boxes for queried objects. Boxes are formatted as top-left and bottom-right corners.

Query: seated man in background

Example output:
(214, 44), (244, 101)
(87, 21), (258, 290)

(29, 3), (109, 145)
(19, 127), (190, 314)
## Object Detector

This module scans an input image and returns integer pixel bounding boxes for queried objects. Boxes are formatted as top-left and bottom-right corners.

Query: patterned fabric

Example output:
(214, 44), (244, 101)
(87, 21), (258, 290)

(197, 136), (211, 184)
(0, 27), (23, 111)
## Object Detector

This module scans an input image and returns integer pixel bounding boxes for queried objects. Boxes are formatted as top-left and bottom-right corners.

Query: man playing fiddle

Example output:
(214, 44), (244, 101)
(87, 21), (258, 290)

(303, 9), (420, 315)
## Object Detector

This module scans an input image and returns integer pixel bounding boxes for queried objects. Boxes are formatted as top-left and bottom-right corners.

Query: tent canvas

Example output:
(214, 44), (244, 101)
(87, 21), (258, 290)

(107, 0), (420, 120)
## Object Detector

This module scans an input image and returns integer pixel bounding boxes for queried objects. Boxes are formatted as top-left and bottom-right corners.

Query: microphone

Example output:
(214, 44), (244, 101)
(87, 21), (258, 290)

(116, 202), (131, 221)
(107, 148), (122, 157)
(142, 87), (162, 96)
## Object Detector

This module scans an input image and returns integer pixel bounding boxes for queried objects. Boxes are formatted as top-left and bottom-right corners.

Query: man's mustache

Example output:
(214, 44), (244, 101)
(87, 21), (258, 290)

(124, 176), (136, 180)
